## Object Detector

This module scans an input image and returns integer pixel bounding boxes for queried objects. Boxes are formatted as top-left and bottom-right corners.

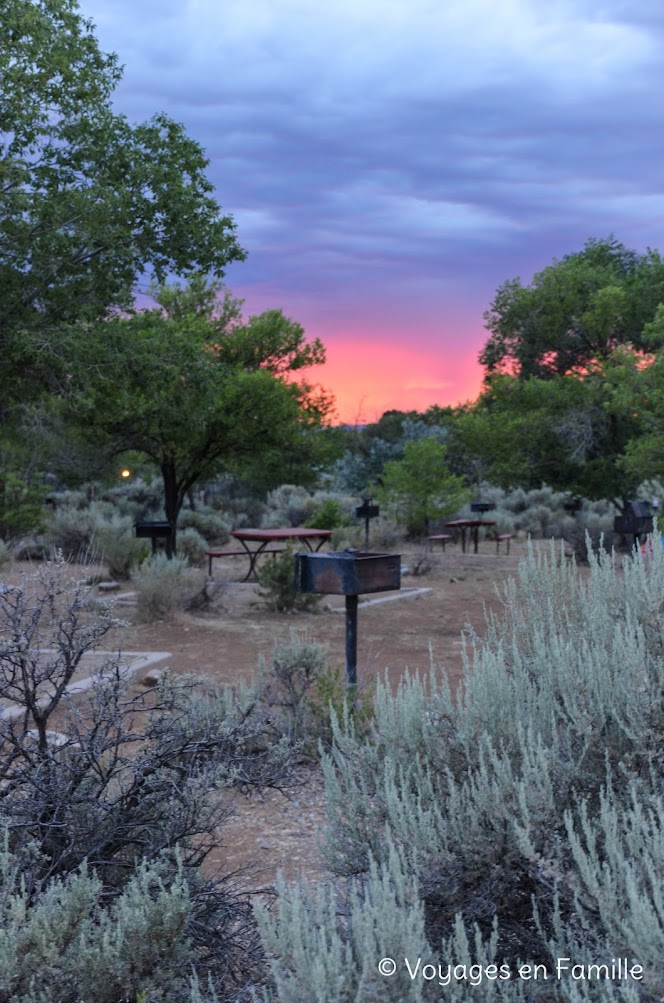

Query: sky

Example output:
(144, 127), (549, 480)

(80, 0), (664, 423)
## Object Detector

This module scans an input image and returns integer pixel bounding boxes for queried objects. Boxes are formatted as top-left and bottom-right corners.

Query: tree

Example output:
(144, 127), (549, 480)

(62, 278), (333, 545)
(331, 412), (449, 495)
(610, 307), (664, 486)
(451, 370), (645, 504)
(1, 0), (244, 409)
(481, 237), (664, 379)
(374, 438), (468, 536)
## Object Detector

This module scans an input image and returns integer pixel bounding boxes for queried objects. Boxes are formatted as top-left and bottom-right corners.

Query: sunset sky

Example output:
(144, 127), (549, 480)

(80, 0), (664, 422)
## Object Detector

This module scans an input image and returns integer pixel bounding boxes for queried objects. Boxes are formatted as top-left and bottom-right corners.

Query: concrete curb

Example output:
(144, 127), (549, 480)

(0, 650), (172, 720)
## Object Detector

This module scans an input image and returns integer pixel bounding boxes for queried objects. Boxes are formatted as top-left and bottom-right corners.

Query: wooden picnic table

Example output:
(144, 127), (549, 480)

(443, 519), (496, 554)
(229, 527), (333, 581)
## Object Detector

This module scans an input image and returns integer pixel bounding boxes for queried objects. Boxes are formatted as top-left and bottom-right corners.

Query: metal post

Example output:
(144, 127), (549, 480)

(364, 518), (370, 551)
(345, 594), (358, 688)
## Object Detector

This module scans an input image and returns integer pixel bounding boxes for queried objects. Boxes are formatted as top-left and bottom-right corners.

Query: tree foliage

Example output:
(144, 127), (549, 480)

(61, 278), (332, 537)
(1, 0), (244, 407)
(375, 438), (468, 536)
(481, 237), (664, 379)
(466, 237), (664, 502)
(452, 370), (645, 502)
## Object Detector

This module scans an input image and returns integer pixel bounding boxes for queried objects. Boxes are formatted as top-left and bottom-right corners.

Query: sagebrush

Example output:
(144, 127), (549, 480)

(258, 540), (664, 1002)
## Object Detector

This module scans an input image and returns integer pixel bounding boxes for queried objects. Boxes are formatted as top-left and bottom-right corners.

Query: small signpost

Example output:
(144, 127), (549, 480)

(355, 498), (380, 550)
(294, 550), (401, 687)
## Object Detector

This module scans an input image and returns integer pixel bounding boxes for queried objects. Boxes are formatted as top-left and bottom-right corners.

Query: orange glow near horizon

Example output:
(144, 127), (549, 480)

(303, 336), (485, 425)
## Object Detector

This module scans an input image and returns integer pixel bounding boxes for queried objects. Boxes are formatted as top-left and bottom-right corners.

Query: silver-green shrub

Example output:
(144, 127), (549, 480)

(134, 553), (204, 621)
(259, 631), (330, 743)
(178, 508), (231, 544)
(94, 512), (146, 579)
(258, 540), (664, 1001)
(262, 484), (317, 528)
(0, 847), (194, 1003)
(45, 502), (102, 556)
(177, 526), (209, 567)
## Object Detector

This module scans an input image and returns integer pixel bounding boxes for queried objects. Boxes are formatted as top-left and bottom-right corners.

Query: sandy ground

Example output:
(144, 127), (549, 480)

(0, 537), (553, 892)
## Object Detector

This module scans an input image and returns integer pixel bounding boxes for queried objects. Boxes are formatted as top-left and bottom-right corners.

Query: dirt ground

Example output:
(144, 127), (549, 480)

(0, 538), (547, 894)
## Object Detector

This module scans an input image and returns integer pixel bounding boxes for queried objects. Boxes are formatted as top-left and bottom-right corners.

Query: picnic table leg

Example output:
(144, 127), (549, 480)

(460, 527), (467, 554)
(473, 526), (479, 554)
(237, 540), (268, 581)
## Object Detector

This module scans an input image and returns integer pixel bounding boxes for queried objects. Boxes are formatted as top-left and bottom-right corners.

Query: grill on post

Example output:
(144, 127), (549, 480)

(294, 551), (401, 687)
(470, 501), (494, 514)
(563, 496), (583, 515)
(134, 520), (175, 558)
(613, 500), (654, 545)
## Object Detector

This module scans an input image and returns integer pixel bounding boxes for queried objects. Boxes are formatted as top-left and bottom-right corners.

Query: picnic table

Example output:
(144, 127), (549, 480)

(228, 527), (333, 581)
(443, 518), (496, 554)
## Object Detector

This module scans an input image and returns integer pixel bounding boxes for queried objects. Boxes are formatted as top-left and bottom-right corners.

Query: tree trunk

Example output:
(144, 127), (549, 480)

(161, 460), (179, 557)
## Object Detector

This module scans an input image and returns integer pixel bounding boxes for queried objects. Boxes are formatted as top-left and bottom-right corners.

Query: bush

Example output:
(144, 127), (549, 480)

(256, 547), (322, 613)
(257, 539), (664, 1000)
(0, 539), (10, 569)
(134, 554), (204, 621)
(330, 525), (364, 550)
(178, 508), (230, 544)
(259, 633), (373, 752)
(0, 557), (295, 1001)
(262, 484), (316, 528)
(259, 632), (329, 743)
(364, 516), (403, 551)
(100, 475), (164, 517)
(562, 511), (615, 562)
(305, 497), (349, 530)
(95, 514), (146, 580)
(177, 526), (209, 567)
(46, 501), (116, 558)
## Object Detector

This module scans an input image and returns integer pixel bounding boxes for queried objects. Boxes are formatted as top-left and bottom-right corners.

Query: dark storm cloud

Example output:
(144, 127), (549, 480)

(81, 0), (664, 323)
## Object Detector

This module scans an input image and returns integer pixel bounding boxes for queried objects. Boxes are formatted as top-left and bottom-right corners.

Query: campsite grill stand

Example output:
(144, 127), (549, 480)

(294, 550), (400, 687)
(614, 500), (654, 547)
(134, 520), (175, 558)
(470, 501), (494, 514)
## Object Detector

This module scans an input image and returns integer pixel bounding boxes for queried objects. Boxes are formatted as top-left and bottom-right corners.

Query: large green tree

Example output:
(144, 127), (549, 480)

(1, 0), (244, 407)
(63, 279), (333, 543)
(611, 308), (664, 486)
(465, 237), (664, 505)
(452, 371), (645, 503)
(481, 237), (664, 379)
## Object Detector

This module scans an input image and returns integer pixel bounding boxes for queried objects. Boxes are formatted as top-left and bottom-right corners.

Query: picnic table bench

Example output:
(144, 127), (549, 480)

(428, 534), (454, 551)
(494, 533), (513, 554)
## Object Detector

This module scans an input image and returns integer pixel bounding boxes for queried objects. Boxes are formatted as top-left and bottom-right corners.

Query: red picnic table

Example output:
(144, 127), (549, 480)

(229, 527), (332, 581)
(443, 518), (496, 554)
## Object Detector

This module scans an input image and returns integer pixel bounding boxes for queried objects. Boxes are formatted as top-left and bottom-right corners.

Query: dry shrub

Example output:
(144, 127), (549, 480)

(134, 554), (204, 621)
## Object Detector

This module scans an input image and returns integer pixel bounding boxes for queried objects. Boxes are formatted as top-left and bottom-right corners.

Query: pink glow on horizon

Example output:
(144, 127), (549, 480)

(302, 335), (485, 424)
